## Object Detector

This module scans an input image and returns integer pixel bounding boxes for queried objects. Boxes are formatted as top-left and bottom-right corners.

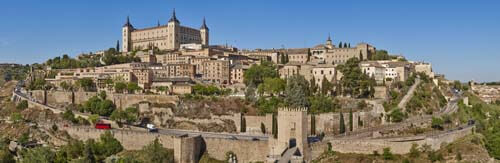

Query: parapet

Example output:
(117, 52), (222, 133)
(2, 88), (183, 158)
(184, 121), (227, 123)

(278, 107), (308, 112)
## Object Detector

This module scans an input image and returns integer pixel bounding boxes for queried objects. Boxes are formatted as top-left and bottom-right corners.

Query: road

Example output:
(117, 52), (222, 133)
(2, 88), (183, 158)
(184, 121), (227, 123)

(13, 81), (268, 141)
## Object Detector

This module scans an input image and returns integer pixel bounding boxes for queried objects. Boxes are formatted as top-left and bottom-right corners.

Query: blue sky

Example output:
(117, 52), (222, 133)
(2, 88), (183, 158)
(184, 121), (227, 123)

(0, 0), (499, 82)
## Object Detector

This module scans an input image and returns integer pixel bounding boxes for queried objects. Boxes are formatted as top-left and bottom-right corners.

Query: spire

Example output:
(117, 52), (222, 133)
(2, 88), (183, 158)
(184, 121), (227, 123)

(327, 33), (332, 41)
(123, 16), (133, 28)
(168, 8), (180, 23)
(200, 17), (209, 30)
(157, 20), (160, 27)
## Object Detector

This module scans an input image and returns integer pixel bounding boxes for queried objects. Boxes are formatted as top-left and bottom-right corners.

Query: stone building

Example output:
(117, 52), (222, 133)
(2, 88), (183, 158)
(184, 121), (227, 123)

(230, 64), (249, 84)
(311, 65), (337, 88)
(122, 9), (209, 52)
(311, 35), (376, 64)
(150, 64), (196, 79)
(202, 60), (230, 84)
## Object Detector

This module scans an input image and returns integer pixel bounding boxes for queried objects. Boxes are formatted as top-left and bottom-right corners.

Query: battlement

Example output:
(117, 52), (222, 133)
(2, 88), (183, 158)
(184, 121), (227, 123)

(278, 107), (308, 112)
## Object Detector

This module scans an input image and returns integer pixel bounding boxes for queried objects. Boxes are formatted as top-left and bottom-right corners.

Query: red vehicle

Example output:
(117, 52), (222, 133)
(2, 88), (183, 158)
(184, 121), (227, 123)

(95, 123), (111, 130)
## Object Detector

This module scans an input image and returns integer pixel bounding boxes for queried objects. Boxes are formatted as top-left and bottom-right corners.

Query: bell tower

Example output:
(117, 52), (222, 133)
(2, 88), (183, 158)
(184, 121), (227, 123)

(122, 16), (134, 52)
(200, 17), (209, 47)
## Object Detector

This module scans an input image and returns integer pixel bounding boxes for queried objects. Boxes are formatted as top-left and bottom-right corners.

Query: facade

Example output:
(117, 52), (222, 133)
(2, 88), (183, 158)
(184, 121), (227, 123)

(122, 9), (209, 52)
(202, 60), (230, 84)
(414, 62), (434, 78)
(230, 64), (249, 84)
(311, 65), (336, 88)
(150, 64), (196, 79)
(311, 36), (376, 64)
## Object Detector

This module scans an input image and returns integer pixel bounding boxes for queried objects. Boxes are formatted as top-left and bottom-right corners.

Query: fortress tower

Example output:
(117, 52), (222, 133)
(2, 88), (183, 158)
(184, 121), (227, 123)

(269, 107), (310, 162)
(121, 9), (210, 52)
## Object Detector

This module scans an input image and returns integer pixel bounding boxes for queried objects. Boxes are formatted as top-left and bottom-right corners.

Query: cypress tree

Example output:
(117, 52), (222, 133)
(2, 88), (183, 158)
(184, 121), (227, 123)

(338, 42), (343, 48)
(240, 113), (246, 133)
(349, 108), (353, 131)
(358, 115), (363, 127)
(285, 54), (289, 63)
(339, 112), (345, 134)
(343, 43), (348, 48)
(272, 113), (278, 138)
(348, 43), (351, 48)
(311, 114), (316, 135)
(116, 40), (120, 52)
(280, 53), (286, 64)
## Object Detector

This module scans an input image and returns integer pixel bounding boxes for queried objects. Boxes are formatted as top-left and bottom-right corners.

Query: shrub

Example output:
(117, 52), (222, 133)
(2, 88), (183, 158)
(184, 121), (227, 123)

(382, 147), (394, 160)
(409, 143), (420, 158)
(431, 117), (444, 130)
(16, 100), (28, 110)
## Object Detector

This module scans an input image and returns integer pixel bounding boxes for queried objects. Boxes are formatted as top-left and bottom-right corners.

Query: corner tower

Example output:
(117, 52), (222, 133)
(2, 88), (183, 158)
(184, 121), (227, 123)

(200, 17), (209, 47)
(167, 9), (180, 50)
(122, 16), (134, 52)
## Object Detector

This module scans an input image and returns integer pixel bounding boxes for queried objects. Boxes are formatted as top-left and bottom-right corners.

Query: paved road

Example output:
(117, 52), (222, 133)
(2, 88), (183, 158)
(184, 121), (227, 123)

(278, 147), (297, 163)
(13, 81), (268, 141)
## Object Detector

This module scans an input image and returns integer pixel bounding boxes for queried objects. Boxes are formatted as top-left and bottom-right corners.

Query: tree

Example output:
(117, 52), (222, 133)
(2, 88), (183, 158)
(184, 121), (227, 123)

(240, 114), (246, 133)
(99, 91), (107, 99)
(339, 112), (345, 134)
(343, 43), (347, 48)
(349, 108), (353, 131)
(77, 78), (94, 91)
(245, 83), (257, 103)
(243, 61), (278, 86)
(338, 42), (343, 48)
(311, 114), (316, 135)
(17, 100), (28, 110)
(114, 82), (127, 93)
(258, 77), (285, 96)
(431, 117), (444, 130)
(260, 123), (266, 134)
(98, 131), (123, 157)
(388, 108), (405, 122)
(338, 58), (374, 98)
(142, 138), (173, 163)
(309, 96), (335, 113)
(88, 114), (100, 124)
(371, 50), (391, 60)
(409, 143), (420, 158)
(62, 110), (77, 123)
(284, 75), (310, 108)
(320, 76), (333, 95)
(382, 147), (394, 160)
(272, 113), (278, 138)
(358, 115), (363, 127)
(21, 147), (56, 163)
(0, 149), (14, 163)
(126, 82), (141, 93)
(116, 40), (120, 52)
(10, 112), (23, 123)
(309, 76), (318, 95)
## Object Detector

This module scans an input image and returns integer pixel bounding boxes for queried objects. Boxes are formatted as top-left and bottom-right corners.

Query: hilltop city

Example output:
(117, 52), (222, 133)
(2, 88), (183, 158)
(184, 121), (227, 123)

(0, 9), (499, 163)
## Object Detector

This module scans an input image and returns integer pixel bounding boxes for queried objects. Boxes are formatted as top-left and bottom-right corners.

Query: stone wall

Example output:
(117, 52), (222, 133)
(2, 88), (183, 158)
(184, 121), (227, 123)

(62, 126), (175, 150)
(328, 126), (473, 155)
(174, 136), (203, 163)
(30, 90), (178, 109)
(313, 111), (369, 134)
(243, 114), (272, 135)
(203, 137), (269, 162)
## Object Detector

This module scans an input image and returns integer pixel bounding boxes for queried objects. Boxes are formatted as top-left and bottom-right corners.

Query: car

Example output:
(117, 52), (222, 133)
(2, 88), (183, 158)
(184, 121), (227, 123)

(146, 124), (158, 132)
(95, 122), (111, 130)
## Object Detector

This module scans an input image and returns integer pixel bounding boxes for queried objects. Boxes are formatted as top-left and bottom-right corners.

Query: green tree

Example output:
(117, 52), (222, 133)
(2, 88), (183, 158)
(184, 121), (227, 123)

(311, 114), (316, 135)
(349, 108), (353, 131)
(126, 82), (141, 93)
(240, 114), (246, 133)
(431, 117), (444, 130)
(338, 58), (374, 97)
(245, 83), (257, 103)
(99, 91), (107, 99)
(409, 143), (420, 158)
(10, 112), (23, 123)
(260, 123), (266, 134)
(62, 110), (77, 123)
(243, 61), (278, 86)
(17, 100), (28, 110)
(338, 42), (343, 48)
(284, 75), (310, 108)
(371, 50), (391, 60)
(388, 108), (405, 122)
(98, 131), (123, 157)
(142, 138), (173, 163)
(382, 147), (394, 160)
(320, 76), (333, 95)
(272, 113), (278, 138)
(88, 114), (100, 124)
(77, 78), (94, 91)
(21, 147), (56, 163)
(0, 149), (15, 163)
(309, 95), (336, 113)
(258, 77), (285, 96)
(339, 112), (345, 134)
(114, 82), (127, 93)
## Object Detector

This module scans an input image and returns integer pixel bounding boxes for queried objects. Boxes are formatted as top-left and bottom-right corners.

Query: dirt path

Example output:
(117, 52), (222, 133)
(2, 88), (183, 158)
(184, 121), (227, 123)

(398, 78), (421, 112)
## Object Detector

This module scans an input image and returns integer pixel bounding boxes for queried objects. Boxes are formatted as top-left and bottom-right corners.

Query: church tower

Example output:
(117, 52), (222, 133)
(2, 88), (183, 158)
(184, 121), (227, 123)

(167, 9), (180, 50)
(326, 33), (333, 49)
(122, 16), (134, 52)
(200, 17), (209, 47)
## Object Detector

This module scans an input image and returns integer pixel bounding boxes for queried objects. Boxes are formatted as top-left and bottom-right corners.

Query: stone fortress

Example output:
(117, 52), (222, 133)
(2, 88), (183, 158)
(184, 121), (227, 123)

(122, 9), (209, 52)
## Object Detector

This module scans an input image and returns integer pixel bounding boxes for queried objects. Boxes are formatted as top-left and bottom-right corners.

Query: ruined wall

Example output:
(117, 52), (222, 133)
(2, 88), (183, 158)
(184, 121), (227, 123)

(203, 137), (269, 162)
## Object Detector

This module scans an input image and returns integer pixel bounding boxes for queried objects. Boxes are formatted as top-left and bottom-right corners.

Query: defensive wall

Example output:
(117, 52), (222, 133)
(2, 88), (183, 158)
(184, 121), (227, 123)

(326, 125), (473, 155)
(30, 90), (179, 109)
